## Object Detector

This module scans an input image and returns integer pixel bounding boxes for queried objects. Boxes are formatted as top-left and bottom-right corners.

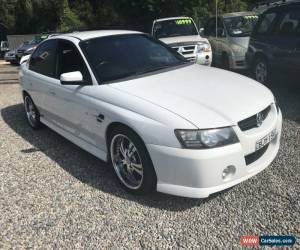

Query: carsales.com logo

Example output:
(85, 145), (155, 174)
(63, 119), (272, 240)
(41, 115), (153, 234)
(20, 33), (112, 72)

(240, 235), (296, 247)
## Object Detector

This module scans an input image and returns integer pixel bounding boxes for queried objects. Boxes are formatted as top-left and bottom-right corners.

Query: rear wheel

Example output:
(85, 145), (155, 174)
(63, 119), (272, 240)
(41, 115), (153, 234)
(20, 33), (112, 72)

(108, 126), (157, 195)
(24, 95), (42, 129)
(253, 57), (269, 84)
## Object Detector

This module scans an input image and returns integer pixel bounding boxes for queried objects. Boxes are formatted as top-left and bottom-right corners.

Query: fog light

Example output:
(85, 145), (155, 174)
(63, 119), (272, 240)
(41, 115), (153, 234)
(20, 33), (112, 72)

(222, 165), (236, 181)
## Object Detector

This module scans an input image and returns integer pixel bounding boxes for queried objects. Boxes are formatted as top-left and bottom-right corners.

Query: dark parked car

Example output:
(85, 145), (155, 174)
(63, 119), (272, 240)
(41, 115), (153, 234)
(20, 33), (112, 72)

(246, 1), (300, 84)
(16, 39), (42, 63)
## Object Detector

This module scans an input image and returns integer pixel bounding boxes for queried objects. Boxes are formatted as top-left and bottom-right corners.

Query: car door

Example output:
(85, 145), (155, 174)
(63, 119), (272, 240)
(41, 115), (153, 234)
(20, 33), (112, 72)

(251, 11), (280, 68)
(49, 39), (106, 150)
(272, 8), (300, 71)
(27, 39), (58, 116)
(261, 8), (300, 71)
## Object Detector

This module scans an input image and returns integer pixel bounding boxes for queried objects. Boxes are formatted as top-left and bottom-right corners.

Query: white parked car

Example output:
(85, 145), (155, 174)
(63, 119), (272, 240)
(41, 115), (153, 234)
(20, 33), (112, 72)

(152, 17), (212, 66)
(20, 30), (282, 198)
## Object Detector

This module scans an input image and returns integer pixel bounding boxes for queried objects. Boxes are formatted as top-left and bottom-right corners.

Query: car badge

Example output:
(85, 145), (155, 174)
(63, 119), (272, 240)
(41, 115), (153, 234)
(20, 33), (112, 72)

(256, 112), (264, 127)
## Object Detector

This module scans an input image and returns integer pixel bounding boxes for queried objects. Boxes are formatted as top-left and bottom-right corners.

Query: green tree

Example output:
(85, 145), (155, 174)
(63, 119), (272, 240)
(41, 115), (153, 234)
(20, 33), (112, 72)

(58, 0), (83, 32)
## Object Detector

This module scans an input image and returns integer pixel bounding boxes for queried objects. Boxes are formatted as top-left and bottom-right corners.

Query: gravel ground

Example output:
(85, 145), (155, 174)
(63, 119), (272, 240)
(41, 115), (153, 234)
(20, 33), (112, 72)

(0, 61), (299, 249)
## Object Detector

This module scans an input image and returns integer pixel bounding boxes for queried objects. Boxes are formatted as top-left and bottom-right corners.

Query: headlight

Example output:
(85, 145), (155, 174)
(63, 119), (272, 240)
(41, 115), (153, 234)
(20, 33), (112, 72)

(175, 127), (239, 149)
(196, 42), (211, 53)
(231, 44), (246, 55)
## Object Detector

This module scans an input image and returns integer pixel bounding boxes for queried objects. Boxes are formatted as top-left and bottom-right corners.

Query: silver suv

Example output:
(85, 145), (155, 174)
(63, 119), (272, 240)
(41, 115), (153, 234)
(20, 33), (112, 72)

(202, 12), (259, 70)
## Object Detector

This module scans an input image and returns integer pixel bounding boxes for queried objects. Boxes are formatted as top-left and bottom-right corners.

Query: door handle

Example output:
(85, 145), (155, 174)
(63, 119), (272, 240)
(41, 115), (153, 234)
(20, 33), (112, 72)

(49, 90), (56, 96)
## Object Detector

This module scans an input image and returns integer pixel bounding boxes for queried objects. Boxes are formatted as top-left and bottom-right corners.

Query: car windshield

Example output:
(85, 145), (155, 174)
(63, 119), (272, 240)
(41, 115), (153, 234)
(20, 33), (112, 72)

(224, 15), (259, 37)
(153, 19), (198, 39)
(80, 34), (187, 83)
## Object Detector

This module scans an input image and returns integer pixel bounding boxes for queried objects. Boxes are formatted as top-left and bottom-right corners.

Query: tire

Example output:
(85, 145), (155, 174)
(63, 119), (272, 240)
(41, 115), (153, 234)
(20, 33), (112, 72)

(221, 53), (230, 70)
(108, 126), (157, 195)
(24, 94), (42, 129)
(253, 57), (270, 85)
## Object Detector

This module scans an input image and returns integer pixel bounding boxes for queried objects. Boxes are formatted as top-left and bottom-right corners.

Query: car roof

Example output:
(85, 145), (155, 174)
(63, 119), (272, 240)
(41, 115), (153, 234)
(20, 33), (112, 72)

(52, 30), (143, 41)
(154, 16), (193, 22)
(221, 11), (258, 18)
(264, 0), (300, 12)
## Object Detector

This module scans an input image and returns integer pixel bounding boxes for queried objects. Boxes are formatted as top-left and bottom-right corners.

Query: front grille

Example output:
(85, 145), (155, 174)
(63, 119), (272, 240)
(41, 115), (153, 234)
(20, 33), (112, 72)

(245, 144), (269, 165)
(238, 106), (271, 131)
(173, 45), (196, 57)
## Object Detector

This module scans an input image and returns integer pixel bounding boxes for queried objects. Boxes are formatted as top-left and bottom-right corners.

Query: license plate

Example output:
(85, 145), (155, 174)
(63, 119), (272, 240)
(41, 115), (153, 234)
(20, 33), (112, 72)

(255, 129), (277, 151)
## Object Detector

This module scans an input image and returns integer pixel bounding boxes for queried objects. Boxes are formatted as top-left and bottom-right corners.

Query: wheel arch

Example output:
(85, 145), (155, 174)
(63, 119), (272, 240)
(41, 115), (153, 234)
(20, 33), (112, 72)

(105, 122), (147, 154)
(253, 52), (269, 66)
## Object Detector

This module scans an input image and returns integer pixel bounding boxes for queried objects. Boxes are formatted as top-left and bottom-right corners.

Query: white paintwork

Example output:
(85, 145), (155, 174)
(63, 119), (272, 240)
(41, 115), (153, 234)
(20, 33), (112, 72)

(20, 31), (282, 198)
(152, 17), (213, 66)
(60, 71), (83, 83)
(20, 54), (31, 65)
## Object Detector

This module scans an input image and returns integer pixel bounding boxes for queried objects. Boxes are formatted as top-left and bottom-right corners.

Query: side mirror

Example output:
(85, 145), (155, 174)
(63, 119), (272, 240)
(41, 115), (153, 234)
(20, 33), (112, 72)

(199, 28), (205, 36)
(60, 71), (87, 85)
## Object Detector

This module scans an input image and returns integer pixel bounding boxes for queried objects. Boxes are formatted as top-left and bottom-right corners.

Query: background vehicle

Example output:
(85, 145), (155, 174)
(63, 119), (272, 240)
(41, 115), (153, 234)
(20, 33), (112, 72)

(203, 12), (259, 70)
(20, 31), (281, 198)
(152, 17), (212, 66)
(4, 50), (17, 65)
(0, 41), (9, 58)
(16, 34), (50, 62)
(253, 0), (299, 14)
(246, 1), (300, 84)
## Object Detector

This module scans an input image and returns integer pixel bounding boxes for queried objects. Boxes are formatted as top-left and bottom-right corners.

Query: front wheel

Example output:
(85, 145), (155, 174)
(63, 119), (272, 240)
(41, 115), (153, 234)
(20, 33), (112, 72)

(253, 57), (269, 84)
(109, 126), (157, 195)
(24, 95), (42, 129)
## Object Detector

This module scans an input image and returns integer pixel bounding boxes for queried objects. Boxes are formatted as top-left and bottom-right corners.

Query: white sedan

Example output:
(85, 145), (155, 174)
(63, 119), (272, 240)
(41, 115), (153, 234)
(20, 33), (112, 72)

(20, 30), (282, 198)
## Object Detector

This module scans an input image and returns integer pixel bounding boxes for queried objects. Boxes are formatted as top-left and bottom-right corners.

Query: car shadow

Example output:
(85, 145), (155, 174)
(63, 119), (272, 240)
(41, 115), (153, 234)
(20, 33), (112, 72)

(1, 104), (220, 211)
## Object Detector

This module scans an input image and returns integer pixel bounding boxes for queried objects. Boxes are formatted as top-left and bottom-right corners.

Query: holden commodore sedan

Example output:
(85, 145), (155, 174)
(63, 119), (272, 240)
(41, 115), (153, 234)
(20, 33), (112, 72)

(19, 30), (282, 198)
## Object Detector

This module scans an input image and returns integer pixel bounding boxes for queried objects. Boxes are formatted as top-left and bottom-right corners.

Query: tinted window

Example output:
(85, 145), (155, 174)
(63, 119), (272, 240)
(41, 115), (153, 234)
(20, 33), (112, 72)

(204, 18), (224, 37)
(80, 34), (186, 83)
(29, 40), (57, 77)
(275, 9), (300, 37)
(57, 40), (91, 83)
(204, 18), (216, 37)
(256, 12), (277, 35)
(153, 19), (198, 39)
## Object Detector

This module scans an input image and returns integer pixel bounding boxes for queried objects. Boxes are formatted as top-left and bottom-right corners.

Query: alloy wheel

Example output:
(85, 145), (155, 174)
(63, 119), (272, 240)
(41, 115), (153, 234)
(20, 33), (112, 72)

(110, 134), (144, 190)
(255, 61), (267, 83)
(24, 96), (38, 127)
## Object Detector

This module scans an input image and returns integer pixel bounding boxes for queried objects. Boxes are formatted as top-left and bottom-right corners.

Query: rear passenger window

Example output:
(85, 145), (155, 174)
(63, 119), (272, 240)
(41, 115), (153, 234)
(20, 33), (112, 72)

(29, 40), (57, 77)
(256, 12), (277, 35)
(276, 10), (300, 37)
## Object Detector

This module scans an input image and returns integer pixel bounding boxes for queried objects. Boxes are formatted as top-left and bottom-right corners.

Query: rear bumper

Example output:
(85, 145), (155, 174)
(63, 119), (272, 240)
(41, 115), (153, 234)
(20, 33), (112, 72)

(147, 109), (282, 198)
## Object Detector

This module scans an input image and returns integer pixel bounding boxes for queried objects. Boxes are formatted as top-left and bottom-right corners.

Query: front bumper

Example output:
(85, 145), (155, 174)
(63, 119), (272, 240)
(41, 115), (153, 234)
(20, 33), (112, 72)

(229, 54), (248, 70)
(147, 108), (282, 198)
(4, 55), (16, 62)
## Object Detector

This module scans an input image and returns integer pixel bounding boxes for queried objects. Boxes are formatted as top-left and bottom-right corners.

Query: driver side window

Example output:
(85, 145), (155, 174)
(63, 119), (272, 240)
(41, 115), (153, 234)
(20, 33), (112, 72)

(57, 40), (91, 83)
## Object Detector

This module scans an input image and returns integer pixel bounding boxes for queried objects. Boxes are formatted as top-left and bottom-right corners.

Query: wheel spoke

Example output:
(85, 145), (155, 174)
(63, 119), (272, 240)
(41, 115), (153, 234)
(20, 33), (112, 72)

(119, 139), (127, 158)
(131, 163), (143, 176)
(128, 142), (137, 158)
